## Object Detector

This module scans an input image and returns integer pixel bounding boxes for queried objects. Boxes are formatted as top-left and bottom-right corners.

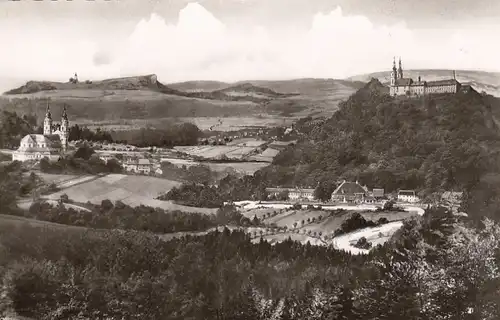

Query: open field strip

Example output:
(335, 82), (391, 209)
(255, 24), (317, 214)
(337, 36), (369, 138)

(41, 173), (216, 215)
(331, 221), (404, 254)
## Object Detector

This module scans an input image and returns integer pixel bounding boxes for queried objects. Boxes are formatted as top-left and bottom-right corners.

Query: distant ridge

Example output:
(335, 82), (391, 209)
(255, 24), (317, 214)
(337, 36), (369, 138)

(3, 74), (296, 103)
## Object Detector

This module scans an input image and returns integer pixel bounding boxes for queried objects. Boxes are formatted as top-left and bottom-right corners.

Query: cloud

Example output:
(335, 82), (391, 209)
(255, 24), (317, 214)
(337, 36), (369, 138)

(116, 4), (419, 81)
(0, 1), (499, 91)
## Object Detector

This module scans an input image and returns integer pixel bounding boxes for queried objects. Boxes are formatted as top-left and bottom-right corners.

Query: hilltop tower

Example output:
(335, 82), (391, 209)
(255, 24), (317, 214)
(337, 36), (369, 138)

(60, 106), (69, 151)
(43, 103), (53, 135)
(390, 57), (397, 86)
(398, 57), (404, 79)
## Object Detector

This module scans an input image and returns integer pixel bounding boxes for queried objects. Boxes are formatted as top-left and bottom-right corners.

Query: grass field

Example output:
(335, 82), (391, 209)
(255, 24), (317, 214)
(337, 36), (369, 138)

(174, 145), (259, 160)
(241, 207), (417, 249)
(42, 173), (216, 214)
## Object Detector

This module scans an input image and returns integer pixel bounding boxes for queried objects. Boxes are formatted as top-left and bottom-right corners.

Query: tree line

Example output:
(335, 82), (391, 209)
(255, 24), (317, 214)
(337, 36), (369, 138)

(0, 207), (499, 319)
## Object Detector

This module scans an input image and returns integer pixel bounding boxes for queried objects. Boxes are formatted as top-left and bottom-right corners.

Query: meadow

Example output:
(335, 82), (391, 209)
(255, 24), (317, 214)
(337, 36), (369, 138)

(42, 173), (216, 214)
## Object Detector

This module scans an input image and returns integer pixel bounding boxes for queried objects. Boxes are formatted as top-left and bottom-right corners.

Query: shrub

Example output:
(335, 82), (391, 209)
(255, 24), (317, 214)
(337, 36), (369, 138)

(354, 237), (372, 250)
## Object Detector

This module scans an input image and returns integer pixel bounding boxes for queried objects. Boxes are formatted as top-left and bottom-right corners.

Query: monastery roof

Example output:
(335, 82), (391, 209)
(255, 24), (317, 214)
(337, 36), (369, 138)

(332, 181), (366, 196)
(426, 79), (459, 87)
(19, 134), (61, 148)
(394, 78), (413, 86)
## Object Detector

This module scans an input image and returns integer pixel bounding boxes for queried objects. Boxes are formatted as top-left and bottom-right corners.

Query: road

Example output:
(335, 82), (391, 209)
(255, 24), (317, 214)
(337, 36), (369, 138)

(233, 200), (426, 215)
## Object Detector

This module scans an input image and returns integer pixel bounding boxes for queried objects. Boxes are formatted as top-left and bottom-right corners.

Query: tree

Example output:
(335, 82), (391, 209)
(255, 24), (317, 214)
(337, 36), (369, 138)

(314, 182), (332, 202)
(59, 193), (69, 203)
(74, 144), (95, 160)
(277, 190), (289, 201)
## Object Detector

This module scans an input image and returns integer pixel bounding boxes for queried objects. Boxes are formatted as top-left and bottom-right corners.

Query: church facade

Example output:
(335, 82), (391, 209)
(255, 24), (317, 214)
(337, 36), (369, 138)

(389, 58), (461, 97)
(12, 105), (70, 162)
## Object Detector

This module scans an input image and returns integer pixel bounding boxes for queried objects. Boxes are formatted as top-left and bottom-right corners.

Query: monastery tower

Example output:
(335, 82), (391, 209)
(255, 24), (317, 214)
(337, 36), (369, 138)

(60, 106), (69, 151)
(43, 104), (53, 135)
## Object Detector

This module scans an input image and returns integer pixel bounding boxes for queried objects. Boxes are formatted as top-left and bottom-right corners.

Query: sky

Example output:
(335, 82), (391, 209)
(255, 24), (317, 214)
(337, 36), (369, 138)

(0, 0), (499, 91)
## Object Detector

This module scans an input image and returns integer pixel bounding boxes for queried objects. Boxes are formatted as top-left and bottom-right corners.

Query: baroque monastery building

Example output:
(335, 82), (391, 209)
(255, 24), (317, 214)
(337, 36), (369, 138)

(12, 105), (69, 162)
(389, 57), (461, 97)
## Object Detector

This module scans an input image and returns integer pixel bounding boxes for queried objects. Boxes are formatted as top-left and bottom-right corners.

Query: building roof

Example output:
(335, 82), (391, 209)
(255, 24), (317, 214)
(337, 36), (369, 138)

(394, 78), (413, 86)
(426, 79), (459, 87)
(398, 190), (416, 196)
(266, 187), (314, 193)
(332, 181), (366, 196)
(266, 187), (289, 193)
(18, 134), (61, 152)
(290, 188), (315, 193)
(372, 188), (385, 197)
(138, 159), (151, 165)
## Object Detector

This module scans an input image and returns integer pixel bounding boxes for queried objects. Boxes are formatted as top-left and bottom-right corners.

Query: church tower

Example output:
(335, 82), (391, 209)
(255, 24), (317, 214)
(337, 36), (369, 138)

(390, 57), (397, 86)
(43, 103), (53, 135)
(398, 57), (404, 79)
(60, 106), (69, 151)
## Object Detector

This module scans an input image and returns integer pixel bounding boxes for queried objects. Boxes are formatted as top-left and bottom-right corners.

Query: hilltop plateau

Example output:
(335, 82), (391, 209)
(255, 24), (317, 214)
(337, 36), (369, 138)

(0, 75), (362, 131)
(348, 69), (500, 97)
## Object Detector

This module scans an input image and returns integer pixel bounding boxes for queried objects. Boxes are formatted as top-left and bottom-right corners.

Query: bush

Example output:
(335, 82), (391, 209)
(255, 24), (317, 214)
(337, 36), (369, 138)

(377, 217), (389, 225)
(354, 237), (372, 250)
(334, 213), (377, 236)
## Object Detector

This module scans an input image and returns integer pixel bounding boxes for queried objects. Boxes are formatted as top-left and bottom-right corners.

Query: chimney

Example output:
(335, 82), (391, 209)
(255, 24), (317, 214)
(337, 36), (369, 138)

(418, 76), (421, 82)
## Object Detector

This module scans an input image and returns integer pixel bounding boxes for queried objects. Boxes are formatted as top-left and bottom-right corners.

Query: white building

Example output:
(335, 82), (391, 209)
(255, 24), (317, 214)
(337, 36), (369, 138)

(122, 158), (153, 175)
(12, 105), (69, 162)
(389, 57), (461, 97)
(397, 190), (420, 203)
(330, 180), (368, 204)
(289, 188), (315, 201)
(265, 187), (316, 201)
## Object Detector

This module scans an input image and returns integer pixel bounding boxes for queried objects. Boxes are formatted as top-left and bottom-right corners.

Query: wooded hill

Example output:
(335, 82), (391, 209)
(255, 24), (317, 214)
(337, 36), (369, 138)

(259, 79), (500, 219)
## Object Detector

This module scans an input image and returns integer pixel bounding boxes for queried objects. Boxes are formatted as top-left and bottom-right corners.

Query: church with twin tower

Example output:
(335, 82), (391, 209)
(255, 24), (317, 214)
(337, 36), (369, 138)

(389, 57), (461, 97)
(12, 104), (70, 162)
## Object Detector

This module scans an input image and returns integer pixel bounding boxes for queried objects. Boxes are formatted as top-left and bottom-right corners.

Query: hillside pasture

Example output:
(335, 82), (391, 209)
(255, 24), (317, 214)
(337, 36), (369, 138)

(42, 173), (216, 214)
(174, 145), (257, 160)
(176, 116), (296, 131)
(160, 157), (270, 176)
(251, 233), (325, 246)
(249, 147), (279, 162)
(226, 138), (267, 147)
(245, 208), (417, 237)
(25, 172), (79, 185)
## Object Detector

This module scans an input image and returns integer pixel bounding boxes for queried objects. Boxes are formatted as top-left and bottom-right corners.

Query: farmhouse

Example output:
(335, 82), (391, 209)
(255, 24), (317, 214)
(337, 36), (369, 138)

(331, 180), (368, 204)
(397, 190), (420, 203)
(289, 188), (315, 201)
(122, 158), (154, 174)
(389, 57), (461, 97)
(266, 187), (316, 201)
(371, 188), (385, 199)
(99, 154), (116, 164)
(12, 105), (69, 162)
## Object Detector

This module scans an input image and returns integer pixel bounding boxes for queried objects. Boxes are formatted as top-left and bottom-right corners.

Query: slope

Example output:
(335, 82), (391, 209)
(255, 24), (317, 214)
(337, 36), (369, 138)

(258, 79), (500, 215)
(1, 76), (362, 128)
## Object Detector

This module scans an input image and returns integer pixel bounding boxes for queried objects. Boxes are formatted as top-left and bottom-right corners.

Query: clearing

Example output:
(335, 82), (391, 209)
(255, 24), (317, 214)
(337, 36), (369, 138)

(41, 173), (216, 214)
